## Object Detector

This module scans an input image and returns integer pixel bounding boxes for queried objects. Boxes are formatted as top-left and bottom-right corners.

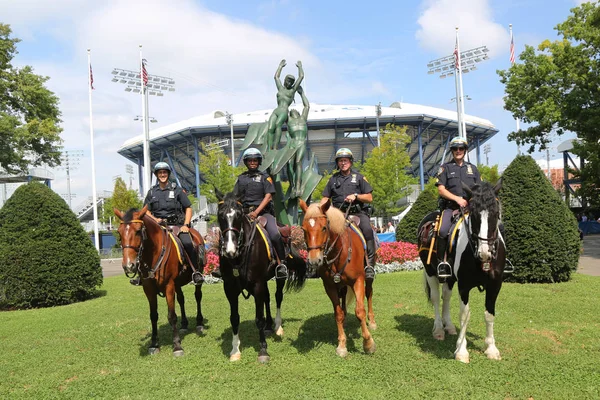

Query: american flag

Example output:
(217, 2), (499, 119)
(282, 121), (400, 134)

(510, 34), (515, 64)
(89, 64), (94, 90)
(454, 39), (460, 70)
(141, 59), (148, 86)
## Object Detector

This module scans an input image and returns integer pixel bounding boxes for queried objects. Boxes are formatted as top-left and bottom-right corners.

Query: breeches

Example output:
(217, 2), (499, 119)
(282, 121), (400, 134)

(353, 212), (374, 241)
(439, 208), (455, 239)
(262, 213), (281, 241)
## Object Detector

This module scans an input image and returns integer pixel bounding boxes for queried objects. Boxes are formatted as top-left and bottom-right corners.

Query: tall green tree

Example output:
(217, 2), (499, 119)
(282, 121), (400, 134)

(199, 144), (244, 203)
(102, 177), (142, 223)
(498, 2), (600, 207)
(395, 179), (438, 243)
(0, 24), (63, 173)
(362, 124), (416, 217)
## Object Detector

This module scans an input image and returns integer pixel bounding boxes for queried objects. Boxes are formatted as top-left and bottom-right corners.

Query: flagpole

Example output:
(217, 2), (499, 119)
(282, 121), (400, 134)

(455, 27), (467, 140)
(87, 49), (100, 252)
(140, 45), (151, 194)
(510, 24), (522, 155)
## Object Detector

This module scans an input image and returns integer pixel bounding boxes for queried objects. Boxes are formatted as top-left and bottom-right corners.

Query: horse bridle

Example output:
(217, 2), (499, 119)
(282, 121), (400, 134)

(120, 218), (168, 280)
(463, 209), (500, 269)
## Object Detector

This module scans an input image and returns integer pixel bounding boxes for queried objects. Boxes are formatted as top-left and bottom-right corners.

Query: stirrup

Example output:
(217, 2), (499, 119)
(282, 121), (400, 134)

(437, 261), (452, 279)
(129, 277), (142, 286)
(192, 271), (204, 285)
(364, 265), (375, 280)
(504, 258), (514, 274)
(275, 264), (288, 280)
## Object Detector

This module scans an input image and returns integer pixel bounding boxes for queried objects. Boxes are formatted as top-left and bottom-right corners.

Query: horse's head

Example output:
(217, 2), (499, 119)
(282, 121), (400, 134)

(217, 191), (245, 259)
(463, 181), (502, 263)
(114, 206), (148, 276)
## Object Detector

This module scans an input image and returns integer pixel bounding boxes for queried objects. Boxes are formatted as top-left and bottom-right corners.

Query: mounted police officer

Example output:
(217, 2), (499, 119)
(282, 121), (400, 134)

(320, 148), (376, 280)
(131, 161), (203, 285)
(435, 137), (481, 279)
(234, 148), (288, 280)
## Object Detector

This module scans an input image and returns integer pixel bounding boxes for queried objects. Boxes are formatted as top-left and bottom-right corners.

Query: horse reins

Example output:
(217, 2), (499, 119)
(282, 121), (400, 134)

(120, 218), (170, 283)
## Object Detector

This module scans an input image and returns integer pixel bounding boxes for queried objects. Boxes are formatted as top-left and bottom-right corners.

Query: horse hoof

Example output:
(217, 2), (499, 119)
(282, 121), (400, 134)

(445, 325), (457, 335)
(173, 349), (185, 357)
(485, 347), (502, 360)
(368, 321), (378, 331)
(433, 331), (445, 341)
(179, 328), (188, 335)
(364, 339), (376, 354)
(264, 328), (274, 337)
(148, 347), (160, 355)
(455, 352), (470, 363)
(229, 353), (241, 362)
(275, 326), (284, 337)
(257, 355), (270, 364)
(336, 347), (348, 358)
(196, 326), (204, 335)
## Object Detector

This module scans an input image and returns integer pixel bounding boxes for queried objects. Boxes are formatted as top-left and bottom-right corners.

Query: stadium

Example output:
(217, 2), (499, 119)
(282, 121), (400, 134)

(117, 101), (499, 197)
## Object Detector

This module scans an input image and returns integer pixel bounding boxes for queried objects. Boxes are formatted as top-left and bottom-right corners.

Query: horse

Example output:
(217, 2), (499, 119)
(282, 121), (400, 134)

(114, 206), (206, 356)
(216, 191), (307, 363)
(417, 181), (506, 363)
(299, 199), (376, 357)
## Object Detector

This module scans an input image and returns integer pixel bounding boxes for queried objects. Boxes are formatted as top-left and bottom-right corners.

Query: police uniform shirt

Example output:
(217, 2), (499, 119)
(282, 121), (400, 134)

(436, 161), (481, 199)
(143, 182), (191, 220)
(322, 170), (373, 209)
(233, 170), (275, 207)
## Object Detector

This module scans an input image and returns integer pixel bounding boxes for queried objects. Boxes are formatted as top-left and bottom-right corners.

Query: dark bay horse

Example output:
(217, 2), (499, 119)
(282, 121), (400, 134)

(417, 181), (506, 363)
(217, 191), (307, 363)
(115, 206), (205, 356)
(299, 199), (376, 357)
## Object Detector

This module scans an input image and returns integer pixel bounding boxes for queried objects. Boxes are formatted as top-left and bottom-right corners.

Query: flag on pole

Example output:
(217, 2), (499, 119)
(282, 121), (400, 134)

(141, 58), (148, 86)
(509, 32), (515, 64)
(454, 38), (460, 70)
(89, 64), (94, 90)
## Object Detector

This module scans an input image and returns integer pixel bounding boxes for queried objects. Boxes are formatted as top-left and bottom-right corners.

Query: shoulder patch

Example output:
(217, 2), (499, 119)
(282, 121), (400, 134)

(266, 176), (273, 184)
(363, 176), (369, 183)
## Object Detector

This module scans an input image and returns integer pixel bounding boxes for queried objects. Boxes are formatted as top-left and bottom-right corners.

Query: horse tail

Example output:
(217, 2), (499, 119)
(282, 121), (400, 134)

(423, 270), (432, 304)
(345, 286), (356, 308)
(285, 249), (307, 292)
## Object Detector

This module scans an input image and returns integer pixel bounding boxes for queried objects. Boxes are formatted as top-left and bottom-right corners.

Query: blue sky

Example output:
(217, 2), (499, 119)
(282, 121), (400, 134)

(1, 0), (587, 206)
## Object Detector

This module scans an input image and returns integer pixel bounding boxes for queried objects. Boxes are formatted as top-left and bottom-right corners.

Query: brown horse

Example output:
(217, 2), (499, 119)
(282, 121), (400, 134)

(299, 199), (376, 357)
(114, 206), (206, 356)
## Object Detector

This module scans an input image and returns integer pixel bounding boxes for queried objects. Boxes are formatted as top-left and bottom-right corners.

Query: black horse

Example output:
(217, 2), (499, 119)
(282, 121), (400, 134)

(216, 191), (307, 363)
(417, 181), (506, 363)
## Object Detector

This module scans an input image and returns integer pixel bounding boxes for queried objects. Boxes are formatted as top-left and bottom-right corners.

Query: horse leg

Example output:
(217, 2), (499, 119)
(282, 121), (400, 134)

(454, 291), (471, 363)
(143, 283), (160, 355)
(224, 281), (241, 361)
(353, 279), (376, 354)
(194, 283), (204, 334)
(424, 271), (445, 340)
(165, 283), (184, 357)
(324, 283), (347, 357)
(254, 281), (270, 363)
(264, 282), (274, 336)
(442, 282), (457, 335)
(176, 285), (188, 333)
(365, 278), (377, 330)
(273, 277), (285, 337)
(483, 283), (502, 360)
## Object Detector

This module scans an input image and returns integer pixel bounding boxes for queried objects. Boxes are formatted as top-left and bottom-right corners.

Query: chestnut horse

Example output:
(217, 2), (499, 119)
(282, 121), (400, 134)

(115, 206), (206, 356)
(299, 199), (376, 357)
(417, 181), (506, 363)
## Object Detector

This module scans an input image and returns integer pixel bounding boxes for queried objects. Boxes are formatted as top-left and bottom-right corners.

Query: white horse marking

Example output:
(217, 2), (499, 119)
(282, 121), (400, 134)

(455, 300), (471, 363)
(309, 218), (316, 227)
(478, 210), (492, 262)
(230, 333), (241, 361)
(275, 307), (284, 336)
(484, 310), (501, 360)
(225, 208), (237, 255)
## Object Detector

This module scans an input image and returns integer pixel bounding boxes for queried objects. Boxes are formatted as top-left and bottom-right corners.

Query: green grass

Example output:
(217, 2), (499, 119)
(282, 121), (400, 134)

(1, 272), (599, 399)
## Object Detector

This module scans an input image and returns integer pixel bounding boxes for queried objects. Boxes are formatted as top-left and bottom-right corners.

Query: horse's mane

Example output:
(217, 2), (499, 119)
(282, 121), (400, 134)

(304, 204), (346, 235)
(469, 182), (500, 218)
(220, 192), (241, 212)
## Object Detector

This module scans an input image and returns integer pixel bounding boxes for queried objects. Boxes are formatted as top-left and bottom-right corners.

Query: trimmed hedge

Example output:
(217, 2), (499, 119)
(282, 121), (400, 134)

(500, 155), (580, 283)
(396, 180), (438, 244)
(0, 182), (102, 309)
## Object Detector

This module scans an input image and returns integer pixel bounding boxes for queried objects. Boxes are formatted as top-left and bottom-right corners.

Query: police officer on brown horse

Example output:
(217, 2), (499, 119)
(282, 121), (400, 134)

(435, 137), (481, 279)
(131, 161), (203, 285)
(320, 148), (376, 280)
(234, 148), (288, 280)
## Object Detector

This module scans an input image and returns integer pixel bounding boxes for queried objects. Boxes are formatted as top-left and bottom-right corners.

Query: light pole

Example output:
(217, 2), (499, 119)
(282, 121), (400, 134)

(225, 112), (235, 166)
(60, 150), (83, 209)
(111, 47), (176, 194)
(427, 30), (489, 139)
(483, 144), (491, 165)
(134, 115), (158, 123)
(125, 164), (134, 189)
(375, 102), (382, 147)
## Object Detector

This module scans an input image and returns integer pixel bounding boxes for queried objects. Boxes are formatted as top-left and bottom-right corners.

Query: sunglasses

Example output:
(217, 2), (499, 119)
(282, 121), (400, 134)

(451, 146), (466, 151)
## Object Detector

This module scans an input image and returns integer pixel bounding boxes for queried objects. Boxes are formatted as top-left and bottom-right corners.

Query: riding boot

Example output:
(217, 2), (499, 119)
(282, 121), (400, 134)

(436, 236), (452, 279)
(365, 239), (376, 280)
(181, 233), (204, 285)
(273, 237), (288, 280)
(129, 277), (142, 286)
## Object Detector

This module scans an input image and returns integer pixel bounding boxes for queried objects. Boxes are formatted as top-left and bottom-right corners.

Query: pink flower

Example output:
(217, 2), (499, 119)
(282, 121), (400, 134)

(376, 242), (419, 264)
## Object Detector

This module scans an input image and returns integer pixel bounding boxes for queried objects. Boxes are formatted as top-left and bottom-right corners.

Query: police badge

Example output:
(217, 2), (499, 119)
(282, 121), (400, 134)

(351, 174), (357, 183)
(467, 165), (473, 175)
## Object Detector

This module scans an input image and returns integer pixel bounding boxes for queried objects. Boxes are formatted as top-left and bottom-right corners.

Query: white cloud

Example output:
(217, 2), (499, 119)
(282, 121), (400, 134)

(416, 0), (509, 58)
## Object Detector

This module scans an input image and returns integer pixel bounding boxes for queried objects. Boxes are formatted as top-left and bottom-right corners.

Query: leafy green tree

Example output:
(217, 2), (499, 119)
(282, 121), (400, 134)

(478, 164), (501, 185)
(309, 169), (332, 202)
(0, 24), (62, 173)
(199, 144), (244, 203)
(0, 182), (102, 309)
(498, 2), (600, 207)
(500, 156), (580, 283)
(396, 179), (438, 243)
(362, 124), (416, 217)
(102, 177), (142, 222)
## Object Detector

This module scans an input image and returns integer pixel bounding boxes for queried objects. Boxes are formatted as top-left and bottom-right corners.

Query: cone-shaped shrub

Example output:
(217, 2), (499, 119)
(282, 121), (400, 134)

(500, 155), (580, 283)
(396, 181), (438, 243)
(0, 182), (102, 309)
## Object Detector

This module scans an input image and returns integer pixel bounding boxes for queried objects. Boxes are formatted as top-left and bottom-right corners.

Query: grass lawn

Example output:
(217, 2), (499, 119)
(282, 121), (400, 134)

(1, 271), (599, 399)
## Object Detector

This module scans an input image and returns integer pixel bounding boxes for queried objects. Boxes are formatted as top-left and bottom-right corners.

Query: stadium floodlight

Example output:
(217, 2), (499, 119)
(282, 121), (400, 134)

(426, 28), (489, 139)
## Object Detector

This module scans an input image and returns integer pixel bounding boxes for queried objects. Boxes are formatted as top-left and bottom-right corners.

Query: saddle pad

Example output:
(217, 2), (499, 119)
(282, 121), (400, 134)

(168, 232), (185, 265)
(256, 224), (273, 262)
(348, 222), (367, 250)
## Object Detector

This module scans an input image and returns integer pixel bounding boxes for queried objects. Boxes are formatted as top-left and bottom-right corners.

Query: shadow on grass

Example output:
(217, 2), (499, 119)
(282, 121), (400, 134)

(394, 314), (483, 359)
(290, 312), (364, 355)
(137, 314), (208, 356)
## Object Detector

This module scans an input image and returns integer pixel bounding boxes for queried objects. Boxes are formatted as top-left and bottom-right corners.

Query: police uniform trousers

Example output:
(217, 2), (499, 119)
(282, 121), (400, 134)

(352, 212), (374, 241)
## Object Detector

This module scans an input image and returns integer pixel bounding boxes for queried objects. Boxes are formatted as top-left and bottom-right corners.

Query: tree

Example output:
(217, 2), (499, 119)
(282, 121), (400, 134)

(0, 182), (102, 309)
(478, 164), (501, 185)
(0, 24), (62, 173)
(199, 144), (245, 203)
(498, 3), (600, 207)
(309, 169), (332, 202)
(396, 179), (438, 244)
(102, 177), (142, 223)
(362, 124), (416, 217)
(500, 156), (580, 283)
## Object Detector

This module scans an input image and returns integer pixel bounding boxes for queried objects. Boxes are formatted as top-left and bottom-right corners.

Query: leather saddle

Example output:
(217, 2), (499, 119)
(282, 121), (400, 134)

(257, 216), (291, 245)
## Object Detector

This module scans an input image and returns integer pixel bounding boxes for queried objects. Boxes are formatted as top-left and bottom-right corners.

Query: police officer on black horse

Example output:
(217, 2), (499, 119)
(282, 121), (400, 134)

(130, 161), (203, 286)
(234, 148), (288, 280)
(320, 148), (376, 280)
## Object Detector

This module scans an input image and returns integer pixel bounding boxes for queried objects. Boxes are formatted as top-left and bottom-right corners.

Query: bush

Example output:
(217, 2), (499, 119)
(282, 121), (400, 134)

(500, 155), (580, 283)
(0, 182), (102, 309)
(396, 180), (438, 243)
